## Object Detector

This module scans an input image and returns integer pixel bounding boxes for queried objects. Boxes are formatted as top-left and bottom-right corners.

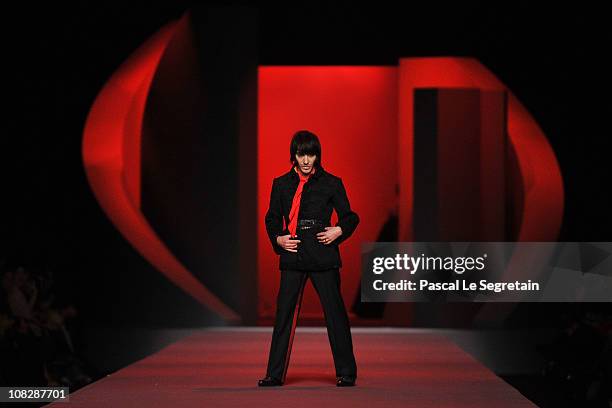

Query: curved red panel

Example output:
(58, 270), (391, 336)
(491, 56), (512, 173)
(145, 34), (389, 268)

(81, 16), (240, 323)
(396, 58), (564, 319)
(398, 57), (564, 243)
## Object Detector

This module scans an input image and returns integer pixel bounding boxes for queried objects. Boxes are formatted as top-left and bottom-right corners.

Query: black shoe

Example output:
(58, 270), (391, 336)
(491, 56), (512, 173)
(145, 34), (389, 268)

(336, 375), (356, 387)
(258, 376), (283, 386)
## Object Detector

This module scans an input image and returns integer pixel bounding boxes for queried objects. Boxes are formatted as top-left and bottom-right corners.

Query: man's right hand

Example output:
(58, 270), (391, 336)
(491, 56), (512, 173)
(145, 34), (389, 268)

(276, 234), (300, 252)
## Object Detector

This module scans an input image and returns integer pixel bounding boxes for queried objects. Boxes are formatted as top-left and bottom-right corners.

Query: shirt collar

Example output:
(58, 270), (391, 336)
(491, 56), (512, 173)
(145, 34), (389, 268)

(291, 165), (324, 181)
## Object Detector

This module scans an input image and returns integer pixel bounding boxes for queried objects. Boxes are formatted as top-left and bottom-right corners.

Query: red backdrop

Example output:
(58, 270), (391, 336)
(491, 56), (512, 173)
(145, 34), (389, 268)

(257, 66), (398, 320)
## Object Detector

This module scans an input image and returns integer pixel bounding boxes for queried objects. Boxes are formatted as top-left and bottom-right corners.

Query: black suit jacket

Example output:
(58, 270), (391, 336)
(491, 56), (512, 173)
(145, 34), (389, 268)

(265, 165), (360, 271)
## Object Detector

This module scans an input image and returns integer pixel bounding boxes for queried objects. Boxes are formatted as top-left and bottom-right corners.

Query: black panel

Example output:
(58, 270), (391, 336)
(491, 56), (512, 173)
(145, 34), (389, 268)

(141, 5), (259, 323)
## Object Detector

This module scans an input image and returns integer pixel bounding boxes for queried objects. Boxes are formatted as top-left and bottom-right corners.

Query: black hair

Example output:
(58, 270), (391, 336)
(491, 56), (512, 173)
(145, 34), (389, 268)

(289, 130), (322, 168)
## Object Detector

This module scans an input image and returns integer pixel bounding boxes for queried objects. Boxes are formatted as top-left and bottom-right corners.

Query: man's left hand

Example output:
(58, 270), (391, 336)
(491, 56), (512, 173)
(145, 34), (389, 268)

(316, 226), (342, 245)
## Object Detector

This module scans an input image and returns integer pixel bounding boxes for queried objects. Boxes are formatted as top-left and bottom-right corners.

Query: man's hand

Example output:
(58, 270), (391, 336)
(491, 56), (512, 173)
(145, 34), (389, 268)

(316, 226), (342, 245)
(276, 234), (300, 252)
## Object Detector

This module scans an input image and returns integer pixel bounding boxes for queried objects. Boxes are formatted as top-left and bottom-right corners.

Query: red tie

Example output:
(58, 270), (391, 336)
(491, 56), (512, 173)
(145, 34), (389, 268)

(288, 167), (315, 237)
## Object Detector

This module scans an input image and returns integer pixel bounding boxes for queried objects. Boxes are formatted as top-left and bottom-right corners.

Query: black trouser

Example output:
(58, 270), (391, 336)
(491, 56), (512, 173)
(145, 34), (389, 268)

(265, 268), (357, 382)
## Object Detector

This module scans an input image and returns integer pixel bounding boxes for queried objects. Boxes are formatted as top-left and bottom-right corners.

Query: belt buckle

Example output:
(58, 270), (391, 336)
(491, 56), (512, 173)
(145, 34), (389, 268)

(298, 219), (322, 231)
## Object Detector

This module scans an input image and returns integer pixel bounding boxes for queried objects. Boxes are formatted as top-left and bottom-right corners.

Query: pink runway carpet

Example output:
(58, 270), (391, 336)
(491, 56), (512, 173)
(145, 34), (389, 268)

(46, 328), (535, 407)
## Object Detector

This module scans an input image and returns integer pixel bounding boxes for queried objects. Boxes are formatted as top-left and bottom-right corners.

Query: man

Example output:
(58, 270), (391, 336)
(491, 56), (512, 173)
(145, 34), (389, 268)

(258, 130), (359, 387)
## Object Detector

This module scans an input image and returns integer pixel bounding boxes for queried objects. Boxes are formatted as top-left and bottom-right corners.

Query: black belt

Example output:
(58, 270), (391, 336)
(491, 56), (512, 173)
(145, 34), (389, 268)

(297, 219), (325, 230)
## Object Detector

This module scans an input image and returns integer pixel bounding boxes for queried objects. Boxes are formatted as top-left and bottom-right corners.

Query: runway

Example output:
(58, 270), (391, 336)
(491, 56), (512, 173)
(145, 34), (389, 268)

(45, 328), (535, 407)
